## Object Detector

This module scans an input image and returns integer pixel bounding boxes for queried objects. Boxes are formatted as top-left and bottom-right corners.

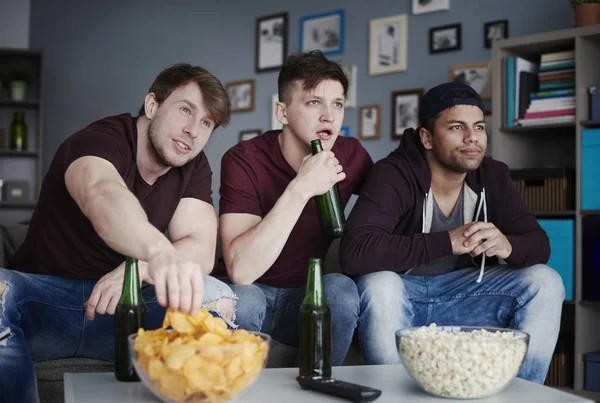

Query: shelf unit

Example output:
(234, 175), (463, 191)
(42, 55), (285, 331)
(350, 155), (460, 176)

(0, 48), (43, 225)
(492, 25), (600, 395)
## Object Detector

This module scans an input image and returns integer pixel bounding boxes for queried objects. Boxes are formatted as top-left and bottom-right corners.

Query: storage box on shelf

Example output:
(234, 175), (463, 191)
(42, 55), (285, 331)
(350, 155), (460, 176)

(511, 167), (575, 213)
(582, 129), (600, 211)
(492, 24), (600, 396)
(538, 219), (575, 301)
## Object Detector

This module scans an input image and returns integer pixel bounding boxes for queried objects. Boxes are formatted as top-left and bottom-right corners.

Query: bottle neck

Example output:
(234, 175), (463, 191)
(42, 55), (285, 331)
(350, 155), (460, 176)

(311, 140), (323, 155)
(119, 257), (141, 305)
(303, 263), (327, 306)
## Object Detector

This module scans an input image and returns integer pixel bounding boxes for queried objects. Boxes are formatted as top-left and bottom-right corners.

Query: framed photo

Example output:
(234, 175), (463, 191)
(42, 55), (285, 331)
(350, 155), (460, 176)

(300, 10), (344, 56)
(271, 93), (283, 130)
(256, 12), (288, 73)
(239, 129), (261, 142)
(412, 0), (450, 14)
(429, 23), (461, 54)
(359, 105), (381, 140)
(484, 19), (508, 49)
(392, 89), (423, 140)
(340, 125), (350, 137)
(450, 61), (492, 99)
(226, 79), (255, 113)
(343, 65), (357, 108)
(369, 14), (408, 75)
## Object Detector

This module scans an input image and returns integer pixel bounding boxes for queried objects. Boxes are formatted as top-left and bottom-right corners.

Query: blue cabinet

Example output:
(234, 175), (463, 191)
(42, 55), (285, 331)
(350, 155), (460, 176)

(538, 219), (574, 300)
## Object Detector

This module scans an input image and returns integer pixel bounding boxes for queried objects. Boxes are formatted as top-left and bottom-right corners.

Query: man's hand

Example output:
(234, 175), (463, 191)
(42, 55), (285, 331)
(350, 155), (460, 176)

(85, 261), (151, 320)
(449, 222), (479, 256)
(292, 151), (345, 200)
(462, 222), (513, 259)
(146, 249), (205, 316)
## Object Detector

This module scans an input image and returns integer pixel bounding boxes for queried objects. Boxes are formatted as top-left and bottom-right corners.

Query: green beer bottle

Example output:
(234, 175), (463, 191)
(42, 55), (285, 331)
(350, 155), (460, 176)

(115, 257), (147, 382)
(310, 139), (346, 238)
(299, 258), (332, 377)
(10, 112), (27, 151)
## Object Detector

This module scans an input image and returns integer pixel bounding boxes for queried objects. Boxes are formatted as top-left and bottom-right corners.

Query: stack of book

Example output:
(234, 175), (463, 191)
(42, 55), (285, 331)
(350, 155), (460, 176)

(517, 50), (576, 127)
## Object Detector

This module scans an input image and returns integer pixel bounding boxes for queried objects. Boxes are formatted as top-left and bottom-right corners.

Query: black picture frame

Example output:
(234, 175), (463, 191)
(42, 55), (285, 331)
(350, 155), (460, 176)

(255, 12), (288, 73)
(484, 19), (508, 49)
(239, 129), (262, 142)
(429, 23), (462, 54)
(392, 89), (423, 140)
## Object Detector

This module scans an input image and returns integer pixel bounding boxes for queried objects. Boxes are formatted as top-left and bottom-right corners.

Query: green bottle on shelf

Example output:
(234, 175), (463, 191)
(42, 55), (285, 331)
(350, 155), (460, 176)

(10, 112), (27, 151)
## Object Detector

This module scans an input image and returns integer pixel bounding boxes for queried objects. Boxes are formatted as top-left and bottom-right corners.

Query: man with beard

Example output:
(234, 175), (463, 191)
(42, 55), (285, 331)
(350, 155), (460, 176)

(0, 63), (236, 403)
(340, 82), (564, 384)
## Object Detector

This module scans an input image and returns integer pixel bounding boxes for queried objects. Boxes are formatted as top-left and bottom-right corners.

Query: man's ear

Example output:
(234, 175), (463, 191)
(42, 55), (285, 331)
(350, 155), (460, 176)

(275, 101), (289, 126)
(143, 93), (159, 119)
(419, 127), (433, 150)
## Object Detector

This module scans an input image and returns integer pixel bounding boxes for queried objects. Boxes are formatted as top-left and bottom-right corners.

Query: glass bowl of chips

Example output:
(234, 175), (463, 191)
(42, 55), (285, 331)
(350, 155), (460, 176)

(129, 308), (270, 403)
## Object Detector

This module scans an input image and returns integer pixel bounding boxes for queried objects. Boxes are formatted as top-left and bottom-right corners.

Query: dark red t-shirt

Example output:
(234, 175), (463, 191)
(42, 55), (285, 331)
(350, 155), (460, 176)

(9, 113), (213, 279)
(215, 130), (373, 288)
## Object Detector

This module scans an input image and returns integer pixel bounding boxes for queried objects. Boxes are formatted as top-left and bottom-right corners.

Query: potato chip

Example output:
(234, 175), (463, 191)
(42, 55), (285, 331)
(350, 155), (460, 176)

(131, 307), (269, 403)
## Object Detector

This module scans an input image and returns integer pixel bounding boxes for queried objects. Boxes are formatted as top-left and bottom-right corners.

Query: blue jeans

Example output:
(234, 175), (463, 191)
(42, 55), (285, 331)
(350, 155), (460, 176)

(227, 273), (360, 366)
(0, 268), (236, 403)
(356, 264), (564, 384)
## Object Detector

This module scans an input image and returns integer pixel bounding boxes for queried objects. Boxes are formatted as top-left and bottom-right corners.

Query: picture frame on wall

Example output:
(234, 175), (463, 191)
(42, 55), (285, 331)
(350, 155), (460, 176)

(239, 129), (262, 142)
(369, 14), (408, 75)
(429, 23), (461, 54)
(300, 9), (344, 56)
(340, 125), (350, 137)
(226, 79), (255, 113)
(343, 64), (357, 108)
(256, 12), (288, 73)
(412, 0), (450, 15)
(271, 93), (283, 130)
(484, 19), (508, 49)
(392, 89), (423, 140)
(450, 61), (492, 99)
(359, 105), (381, 140)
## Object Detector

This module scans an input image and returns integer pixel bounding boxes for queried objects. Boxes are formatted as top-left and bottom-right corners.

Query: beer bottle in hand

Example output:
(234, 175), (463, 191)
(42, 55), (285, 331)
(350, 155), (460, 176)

(299, 258), (332, 377)
(310, 139), (346, 238)
(115, 257), (147, 382)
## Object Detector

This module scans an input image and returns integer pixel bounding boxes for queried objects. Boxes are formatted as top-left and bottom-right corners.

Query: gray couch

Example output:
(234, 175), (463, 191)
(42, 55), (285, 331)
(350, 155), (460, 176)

(0, 225), (364, 403)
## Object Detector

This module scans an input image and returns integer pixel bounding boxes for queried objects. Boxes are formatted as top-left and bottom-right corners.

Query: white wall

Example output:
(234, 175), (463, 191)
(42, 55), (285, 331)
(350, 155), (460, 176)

(0, 0), (30, 48)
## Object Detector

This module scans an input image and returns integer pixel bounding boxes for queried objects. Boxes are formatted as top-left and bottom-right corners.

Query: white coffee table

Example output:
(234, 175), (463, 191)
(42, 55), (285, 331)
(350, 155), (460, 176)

(64, 364), (594, 402)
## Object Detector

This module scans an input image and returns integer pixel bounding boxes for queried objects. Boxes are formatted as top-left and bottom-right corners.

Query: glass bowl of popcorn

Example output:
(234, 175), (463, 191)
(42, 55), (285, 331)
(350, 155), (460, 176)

(129, 308), (270, 403)
(396, 324), (529, 399)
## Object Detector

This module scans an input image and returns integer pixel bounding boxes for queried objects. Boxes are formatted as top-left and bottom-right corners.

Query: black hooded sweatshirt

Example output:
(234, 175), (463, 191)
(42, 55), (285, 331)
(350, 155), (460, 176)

(340, 128), (550, 278)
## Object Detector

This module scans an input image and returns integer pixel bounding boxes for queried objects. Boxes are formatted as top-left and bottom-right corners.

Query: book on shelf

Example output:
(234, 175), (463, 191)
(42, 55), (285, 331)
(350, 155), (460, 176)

(530, 89), (575, 99)
(540, 50), (575, 63)
(539, 60), (575, 72)
(516, 115), (575, 126)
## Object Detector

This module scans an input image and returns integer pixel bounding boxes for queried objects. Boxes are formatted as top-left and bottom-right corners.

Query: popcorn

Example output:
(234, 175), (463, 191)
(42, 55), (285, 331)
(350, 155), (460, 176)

(398, 324), (528, 399)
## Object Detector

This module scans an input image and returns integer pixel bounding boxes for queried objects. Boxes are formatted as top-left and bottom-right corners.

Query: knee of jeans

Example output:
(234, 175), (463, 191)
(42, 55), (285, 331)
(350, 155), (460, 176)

(324, 273), (360, 306)
(230, 284), (267, 321)
(356, 271), (405, 302)
(525, 264), (565, 302)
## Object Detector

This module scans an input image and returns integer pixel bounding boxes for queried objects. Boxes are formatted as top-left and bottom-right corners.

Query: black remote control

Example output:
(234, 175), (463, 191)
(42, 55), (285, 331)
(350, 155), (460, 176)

(296, 375), (382, 402)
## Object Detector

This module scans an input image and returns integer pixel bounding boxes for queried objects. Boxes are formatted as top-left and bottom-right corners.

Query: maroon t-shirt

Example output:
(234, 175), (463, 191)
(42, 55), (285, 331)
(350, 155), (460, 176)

(215, 130), (373, 288)
(9, 113), (213, 279)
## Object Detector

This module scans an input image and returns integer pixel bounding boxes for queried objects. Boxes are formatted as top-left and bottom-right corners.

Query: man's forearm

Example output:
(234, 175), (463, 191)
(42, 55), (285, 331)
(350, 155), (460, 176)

(85, 181), (174, 261)
(171, 235), (215, 275)
(227, 180), (310, 284)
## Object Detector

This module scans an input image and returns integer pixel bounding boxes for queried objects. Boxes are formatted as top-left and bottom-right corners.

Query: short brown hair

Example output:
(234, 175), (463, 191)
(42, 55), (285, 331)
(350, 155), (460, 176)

(277, 50), (348, 104)
(138, 63), (230, 127)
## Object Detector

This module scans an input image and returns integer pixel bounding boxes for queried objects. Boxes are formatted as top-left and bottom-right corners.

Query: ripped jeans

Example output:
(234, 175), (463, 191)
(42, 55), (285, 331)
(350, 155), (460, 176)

(355, 264), (565, 384)
(0, 268), (236, 403)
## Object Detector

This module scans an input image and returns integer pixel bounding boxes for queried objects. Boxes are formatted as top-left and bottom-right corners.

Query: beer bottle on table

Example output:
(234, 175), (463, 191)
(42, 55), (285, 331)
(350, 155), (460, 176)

(299, 258), (332, 377)
(310, 139), (346, 238)
(115, 257), (147, 382)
